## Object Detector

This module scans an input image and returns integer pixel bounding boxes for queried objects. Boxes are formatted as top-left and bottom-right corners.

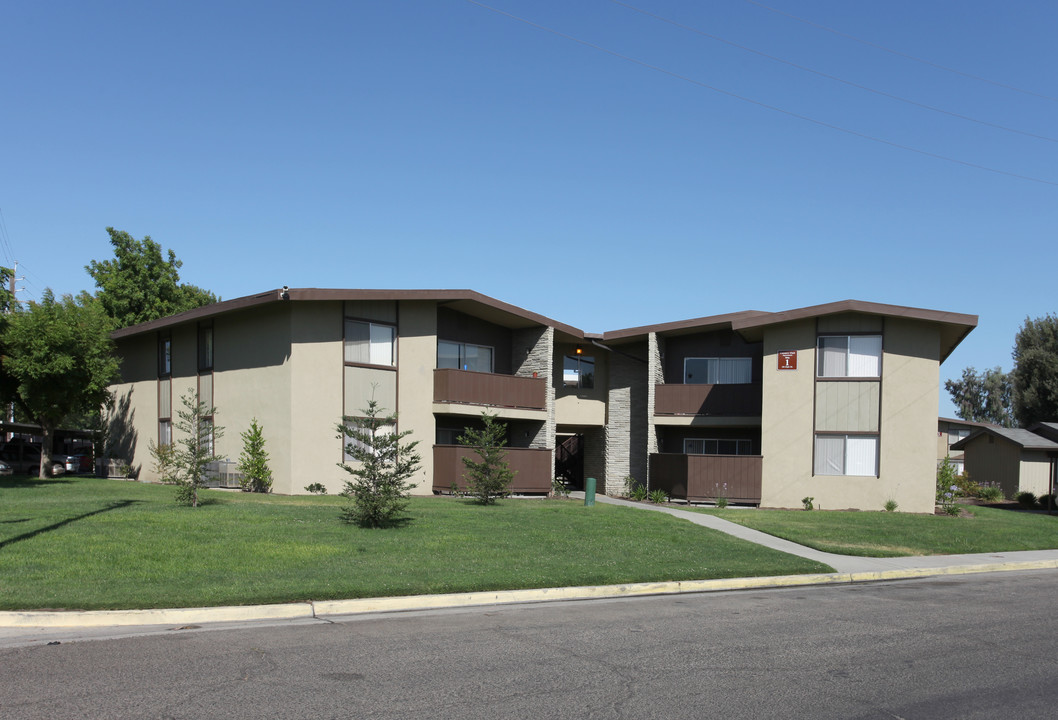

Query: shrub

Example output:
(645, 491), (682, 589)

(714, 482), (729, 509)
(648, 488), (668, 504)
(884, 498), (898, 512)
(171, 392), (223, 508)
(802, 496), (814, 511)
(976, 483), (1004, 502)
(148, 439), (178, 484)
(237, 418), (273, 493)
(1016, 491), (1037, 508)
(937, 456), (958, 503)
(622, 476), (637, 497)
(337, 399), (421, 528)
(304, 482), (327, 495)
(551, 477), (570, 498)
(629, 484), (648, 501)
(1038, 494), (1057, 511)
(458, 412), (515, 505)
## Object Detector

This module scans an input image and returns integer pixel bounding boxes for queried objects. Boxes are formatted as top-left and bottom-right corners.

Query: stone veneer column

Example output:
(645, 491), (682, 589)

(512, 326), (555, 452)
(604, 342), (648, 495)
(646, 333), (665, 489)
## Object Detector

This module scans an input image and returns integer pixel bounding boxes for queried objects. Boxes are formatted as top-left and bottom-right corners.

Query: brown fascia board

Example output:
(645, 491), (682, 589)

(730, 299), (978, 363)
(111, 288), (587, 340)
(602, 310), (771, 343)
(939, 417), (1001, 429)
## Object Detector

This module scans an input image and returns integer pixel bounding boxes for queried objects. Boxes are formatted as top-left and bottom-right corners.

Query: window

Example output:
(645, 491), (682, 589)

(563, 355), (595, 389)
(342, 422), (395, 462)
(198, 324), (213, 372)
(437, 340), (493, 373)
(947, 428), (971, 446)
(683, 357), (752, 384)
(159, 419), (172, 447)
(814, 434), (878, 476)
(158, 335), (171, 377)
(200, 418), (214, 456)
(684, 438), (752, 455)
(345, 320), (396, 366)
(817, 336), (881, 378)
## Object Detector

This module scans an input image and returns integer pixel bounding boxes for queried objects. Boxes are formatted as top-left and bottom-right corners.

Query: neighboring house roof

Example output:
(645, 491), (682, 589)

(939, 417), (1001, 429)
(951, 426), (1058, 452)
(1028, 422), (1058, 443)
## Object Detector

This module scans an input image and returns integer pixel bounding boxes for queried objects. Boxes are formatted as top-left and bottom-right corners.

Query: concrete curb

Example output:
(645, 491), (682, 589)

(3, 560), (1055, 629)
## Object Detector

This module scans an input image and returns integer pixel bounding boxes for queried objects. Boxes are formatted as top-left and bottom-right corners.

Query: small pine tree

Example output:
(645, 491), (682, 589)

(459, 412), (515, 505)
(172, 392), (223, 507)
(337, 400), (421, 528)
(237, 418), (273, 493)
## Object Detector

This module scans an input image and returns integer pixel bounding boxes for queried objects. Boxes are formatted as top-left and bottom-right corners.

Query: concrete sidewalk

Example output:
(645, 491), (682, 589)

(594, 494), (1058, 574)
(3, 495), (1058, 645)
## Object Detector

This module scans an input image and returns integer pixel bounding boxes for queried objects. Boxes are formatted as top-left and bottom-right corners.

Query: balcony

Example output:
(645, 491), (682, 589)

(654, 383), (762, 417)
(433, 445), (553, 494)
(649, 453), (762, 504)
(434, 369), (547, 414)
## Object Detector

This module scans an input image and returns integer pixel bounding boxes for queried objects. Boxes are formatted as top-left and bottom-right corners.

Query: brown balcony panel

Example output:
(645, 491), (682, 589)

(649, 453), (762, 503)
(433, 445), (553, 494)
(654, 383), (762, 416)
(434, 369), (546, 410)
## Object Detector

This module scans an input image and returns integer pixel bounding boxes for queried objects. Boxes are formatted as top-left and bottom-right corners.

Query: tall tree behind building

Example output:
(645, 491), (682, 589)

(86, 227), (217, 328)
(1012, 314), (1058, 427)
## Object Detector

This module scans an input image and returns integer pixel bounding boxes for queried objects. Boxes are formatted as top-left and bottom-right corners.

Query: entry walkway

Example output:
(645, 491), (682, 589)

(594, 494), (1058, 574)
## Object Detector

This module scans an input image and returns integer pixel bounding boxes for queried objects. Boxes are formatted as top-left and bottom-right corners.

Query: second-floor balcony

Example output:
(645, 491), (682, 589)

(654, 382), (762, 417)
(434, 368), (547, 412)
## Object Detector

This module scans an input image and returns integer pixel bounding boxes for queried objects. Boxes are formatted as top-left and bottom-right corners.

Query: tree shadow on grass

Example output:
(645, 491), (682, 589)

(0, 476), (76, 489)
(0, 500), (141, 550)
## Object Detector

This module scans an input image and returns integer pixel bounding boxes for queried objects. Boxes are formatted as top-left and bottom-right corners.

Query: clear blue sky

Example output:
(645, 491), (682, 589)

(2, 1), (1055, 418)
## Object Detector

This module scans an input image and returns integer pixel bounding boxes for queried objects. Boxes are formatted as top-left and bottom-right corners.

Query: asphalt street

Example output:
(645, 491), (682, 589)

(3, 569), (1057, 719)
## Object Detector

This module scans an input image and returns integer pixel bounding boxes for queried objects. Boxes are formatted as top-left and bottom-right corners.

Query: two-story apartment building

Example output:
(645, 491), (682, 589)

(108, 290), (976, 513)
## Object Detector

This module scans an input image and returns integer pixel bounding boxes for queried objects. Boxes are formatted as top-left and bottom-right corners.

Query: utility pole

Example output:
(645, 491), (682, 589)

(5, 261), (24, 439)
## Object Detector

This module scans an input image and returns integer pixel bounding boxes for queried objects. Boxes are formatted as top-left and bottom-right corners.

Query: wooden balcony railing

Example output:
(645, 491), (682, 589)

(433, 445), (553, 494)
(649, 453), (762, 504)
(654, 383), (762, 416)
(434, 369), (546, 410)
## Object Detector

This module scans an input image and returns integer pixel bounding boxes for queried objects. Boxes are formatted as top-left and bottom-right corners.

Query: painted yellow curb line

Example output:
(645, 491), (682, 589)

(2, 560), (1056, 629)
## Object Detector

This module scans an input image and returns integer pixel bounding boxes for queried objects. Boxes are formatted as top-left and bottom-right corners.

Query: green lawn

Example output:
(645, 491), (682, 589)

(0, 477), (832, 610)
(698, 505), (1058, 557)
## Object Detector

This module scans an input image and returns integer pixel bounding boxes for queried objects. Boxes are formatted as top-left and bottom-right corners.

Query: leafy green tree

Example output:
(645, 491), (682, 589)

(337, 400), (421, 528)
(459, 412), (515, 505)
(171, 392), (223, 507)
(85, 227), (217, 328)
(0, 290), (119, 478)
(1012, 314), (1058, 427)
(237, 418), (273, 493)
(944, 366), (1013, 427)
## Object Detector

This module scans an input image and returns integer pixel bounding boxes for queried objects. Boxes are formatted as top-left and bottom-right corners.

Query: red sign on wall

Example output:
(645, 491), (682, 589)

(778, 350), (797, 370)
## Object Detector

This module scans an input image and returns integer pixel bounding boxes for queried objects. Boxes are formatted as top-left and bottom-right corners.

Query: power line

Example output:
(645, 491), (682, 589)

(742, 0), (1058, 103)
(610, 0), (1058, 143)
(465, 1), (1058, 187)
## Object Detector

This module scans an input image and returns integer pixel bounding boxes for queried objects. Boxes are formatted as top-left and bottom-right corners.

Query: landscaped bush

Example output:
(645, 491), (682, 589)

(629, 484), (648, 501)
(648, 488), (668, 504)
(1037, 494), (1057, 511)
(1016, 491), (1037, 508)
(976, 483), (1004, 502)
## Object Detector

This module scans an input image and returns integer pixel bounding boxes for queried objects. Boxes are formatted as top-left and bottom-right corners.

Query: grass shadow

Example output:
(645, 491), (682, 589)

(0, 476), (77, 489)
(0, 500), (141, 550)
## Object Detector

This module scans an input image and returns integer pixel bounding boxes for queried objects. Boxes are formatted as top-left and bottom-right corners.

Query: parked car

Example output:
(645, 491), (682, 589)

(0, 442), (67, 476)
(0, 460), (12, 476)
(70, 448), (94, 474)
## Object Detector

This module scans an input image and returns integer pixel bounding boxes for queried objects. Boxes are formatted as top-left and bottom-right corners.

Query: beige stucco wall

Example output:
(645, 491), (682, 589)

(214, 304), (295, 493)
(286, 302), (345, 495)
(760, 317), (941, 513)
(109, 334), (161, 480)
(396, 300), (437, 495)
